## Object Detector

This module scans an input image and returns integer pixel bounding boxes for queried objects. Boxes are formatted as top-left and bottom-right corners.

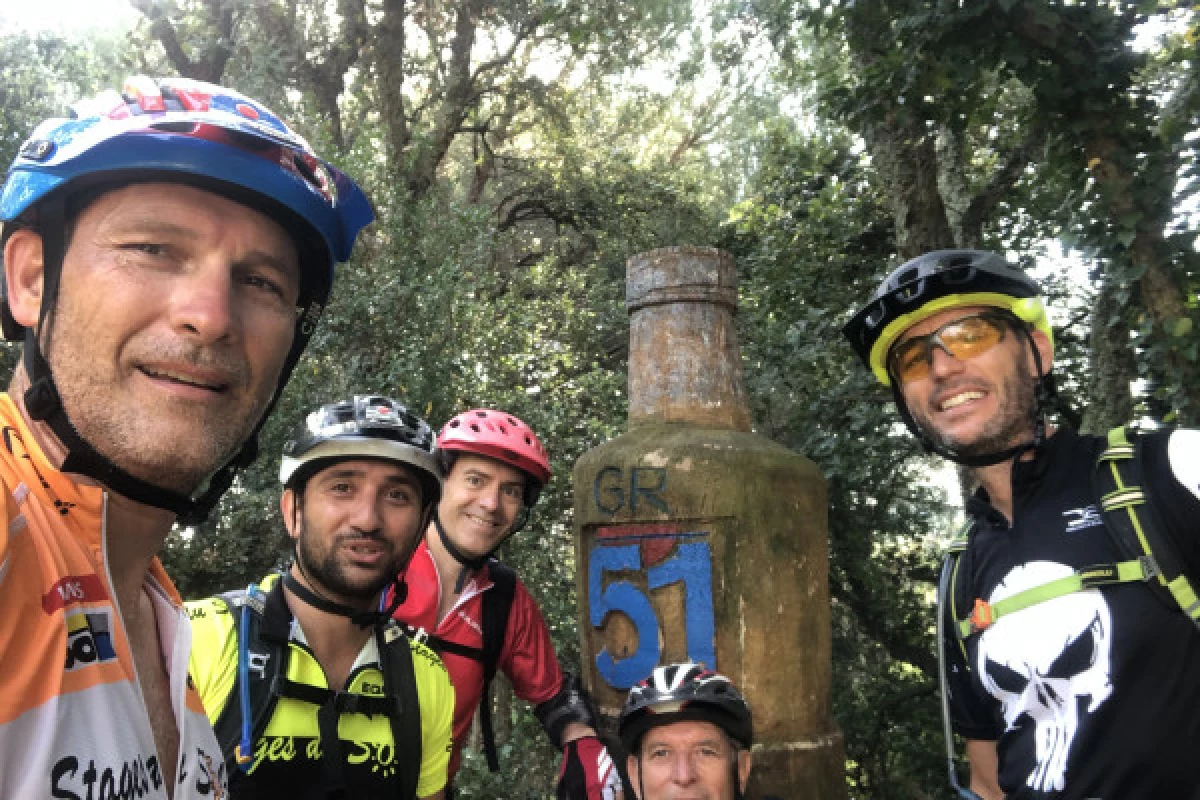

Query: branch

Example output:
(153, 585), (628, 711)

(832, 579), (938, 679)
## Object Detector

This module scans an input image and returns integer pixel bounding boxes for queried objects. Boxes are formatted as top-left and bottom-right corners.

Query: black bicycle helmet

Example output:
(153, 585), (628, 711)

(280, 395), (441, 507)
(843, 249), (1052, 387)
(619, 663), (753, 755)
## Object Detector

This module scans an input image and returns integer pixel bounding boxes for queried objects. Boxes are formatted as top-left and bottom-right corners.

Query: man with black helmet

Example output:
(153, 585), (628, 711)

(187, 395), (455, 799)
(844, 250), (1200, 799)
(0, 77), (372, 798)
(618, 663), (753, 800)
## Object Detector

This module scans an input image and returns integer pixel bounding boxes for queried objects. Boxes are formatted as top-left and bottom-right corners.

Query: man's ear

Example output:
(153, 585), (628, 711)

(4, 229), (45, 329)
(1029, 328), (1054, 378)
(281, 488), (300, 541)
(625, 755), (642, 800)
(737, 749), (752, 791)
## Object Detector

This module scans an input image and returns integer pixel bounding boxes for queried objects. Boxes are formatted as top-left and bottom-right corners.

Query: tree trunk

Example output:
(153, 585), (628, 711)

(1080, 276), (1136, 435)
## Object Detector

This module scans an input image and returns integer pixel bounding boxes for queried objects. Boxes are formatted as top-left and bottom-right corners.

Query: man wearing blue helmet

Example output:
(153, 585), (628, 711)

(844, 250), (1200, 800)
(0, 77), (373, 799)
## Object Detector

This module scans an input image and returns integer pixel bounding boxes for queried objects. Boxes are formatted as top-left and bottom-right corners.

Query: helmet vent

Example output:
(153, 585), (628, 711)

(895, 266), (919, 286)
(938, 253), (975, 269)
(944, 265), (975, 283)
(150, 120), (200, 134)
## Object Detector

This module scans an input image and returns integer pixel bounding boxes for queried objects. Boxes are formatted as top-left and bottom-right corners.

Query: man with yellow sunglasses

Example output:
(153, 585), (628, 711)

(844, 250), (1200, 800)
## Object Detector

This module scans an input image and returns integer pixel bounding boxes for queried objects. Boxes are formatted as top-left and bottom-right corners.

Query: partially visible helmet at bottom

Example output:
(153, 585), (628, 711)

(619, 662), (753, 756)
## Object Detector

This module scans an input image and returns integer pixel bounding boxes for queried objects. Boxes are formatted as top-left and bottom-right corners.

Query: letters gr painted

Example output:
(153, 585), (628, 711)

(592, 466), (669, 515)
(587, 525), (716, 689)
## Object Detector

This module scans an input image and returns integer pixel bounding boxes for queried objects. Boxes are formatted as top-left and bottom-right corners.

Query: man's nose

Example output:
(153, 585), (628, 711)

(170, 262), (237, 344)
(928, 340), (965, 377)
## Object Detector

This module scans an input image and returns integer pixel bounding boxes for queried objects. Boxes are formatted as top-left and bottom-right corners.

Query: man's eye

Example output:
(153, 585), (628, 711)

(465, 475), (484, 487)
(242, 273), (287, 299)
(896, 343), (925, 370)
(329, 482), (353, 493)
(122, 242), (168, 257)
(502, 485), (523, 500)
(387, 488), (416, 504)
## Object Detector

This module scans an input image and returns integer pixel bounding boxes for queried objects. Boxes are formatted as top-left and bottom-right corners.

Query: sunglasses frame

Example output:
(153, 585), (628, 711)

(887, 311), (1013, 385)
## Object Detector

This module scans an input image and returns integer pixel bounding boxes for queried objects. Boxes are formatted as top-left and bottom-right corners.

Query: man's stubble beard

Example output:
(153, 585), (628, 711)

(45, 327), (266, 495)
(295, 513), (406, 604)
(913, 349), (1039, 460)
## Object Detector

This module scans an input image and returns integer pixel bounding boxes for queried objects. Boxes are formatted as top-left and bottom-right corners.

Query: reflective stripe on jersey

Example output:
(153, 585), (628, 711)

(188, 575), (455, 799)
(0, 393), (228, 799)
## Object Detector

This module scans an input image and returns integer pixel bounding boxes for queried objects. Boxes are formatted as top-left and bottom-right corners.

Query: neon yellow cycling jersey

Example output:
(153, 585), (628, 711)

(188, 573), (454, 798)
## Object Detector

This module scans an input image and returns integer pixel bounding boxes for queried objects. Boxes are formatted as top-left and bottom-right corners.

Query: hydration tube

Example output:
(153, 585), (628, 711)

(937, 559), (984, 800)
(234, 583), (258, 772)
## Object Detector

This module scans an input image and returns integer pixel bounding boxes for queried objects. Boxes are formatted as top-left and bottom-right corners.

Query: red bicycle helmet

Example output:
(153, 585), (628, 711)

(437, 409), (551, 504)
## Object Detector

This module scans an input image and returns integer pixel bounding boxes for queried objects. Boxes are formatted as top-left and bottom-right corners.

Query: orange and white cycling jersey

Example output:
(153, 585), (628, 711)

(0, 393), (228, 799)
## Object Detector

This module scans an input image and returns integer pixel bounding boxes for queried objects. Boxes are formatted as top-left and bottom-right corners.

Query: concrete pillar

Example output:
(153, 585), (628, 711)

(573, 246), (845, 799)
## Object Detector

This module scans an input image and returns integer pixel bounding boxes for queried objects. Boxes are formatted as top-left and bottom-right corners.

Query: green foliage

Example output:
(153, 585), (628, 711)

(5, 0), (1198, 796)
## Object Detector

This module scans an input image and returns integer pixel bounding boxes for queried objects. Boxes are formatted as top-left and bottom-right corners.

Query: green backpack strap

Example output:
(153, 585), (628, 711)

(1095, 425), (1200, 630)
(954, 558), (1152, 639)
(952, 426), (1200, 640)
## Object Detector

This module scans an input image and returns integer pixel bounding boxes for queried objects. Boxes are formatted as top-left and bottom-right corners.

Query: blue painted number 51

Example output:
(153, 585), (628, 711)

(588, 540), (716, 689)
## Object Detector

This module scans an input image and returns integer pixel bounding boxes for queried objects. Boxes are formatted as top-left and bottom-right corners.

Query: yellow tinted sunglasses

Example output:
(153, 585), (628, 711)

(887, 312), (1011, 385)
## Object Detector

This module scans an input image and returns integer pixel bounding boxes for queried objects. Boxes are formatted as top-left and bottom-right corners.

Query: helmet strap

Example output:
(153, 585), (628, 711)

(282, 566), (394, 629)
(433, 512), (491, 594)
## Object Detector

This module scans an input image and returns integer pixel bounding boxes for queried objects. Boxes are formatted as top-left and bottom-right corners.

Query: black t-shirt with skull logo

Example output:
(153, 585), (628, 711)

(945, 426), (1200, 799)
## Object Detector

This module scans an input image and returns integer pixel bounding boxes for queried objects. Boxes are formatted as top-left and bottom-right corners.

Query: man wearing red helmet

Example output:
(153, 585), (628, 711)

(392, 409), (622, 799)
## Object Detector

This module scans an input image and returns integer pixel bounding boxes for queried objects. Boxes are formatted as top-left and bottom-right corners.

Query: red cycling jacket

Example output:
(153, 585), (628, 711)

(392, 538), (564, 780)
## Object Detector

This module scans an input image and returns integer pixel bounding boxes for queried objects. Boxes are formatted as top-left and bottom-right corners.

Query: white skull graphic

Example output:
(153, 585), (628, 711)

(976, 561), (1113, 793)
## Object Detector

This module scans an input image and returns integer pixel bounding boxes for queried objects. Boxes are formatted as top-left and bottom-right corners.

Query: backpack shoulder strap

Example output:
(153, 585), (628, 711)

(379, 622), (421, 800)
(479, 558), (517, 772)
(942, 529), (971, 666)
(210, 580), (292, 770)
(1095, 425), (1200, 629)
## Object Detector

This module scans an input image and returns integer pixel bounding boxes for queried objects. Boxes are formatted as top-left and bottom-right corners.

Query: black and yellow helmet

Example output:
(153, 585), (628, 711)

(843, 250), (1053, 387)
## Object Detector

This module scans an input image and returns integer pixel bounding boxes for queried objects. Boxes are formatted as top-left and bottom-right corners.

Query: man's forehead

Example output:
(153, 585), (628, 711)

(312, 458), (420, 483)
(451, 452), (527, 484)
(78, 182), (299, 267)
(642, 719), (728, 747)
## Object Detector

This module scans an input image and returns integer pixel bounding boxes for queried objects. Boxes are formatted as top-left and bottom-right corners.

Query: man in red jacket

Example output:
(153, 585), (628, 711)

(392, 409), (621, 799)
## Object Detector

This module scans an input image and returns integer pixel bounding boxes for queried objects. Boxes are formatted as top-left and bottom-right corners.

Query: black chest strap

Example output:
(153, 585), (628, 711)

(212, 578), (422, 799)
(401, 558), (517, 772)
